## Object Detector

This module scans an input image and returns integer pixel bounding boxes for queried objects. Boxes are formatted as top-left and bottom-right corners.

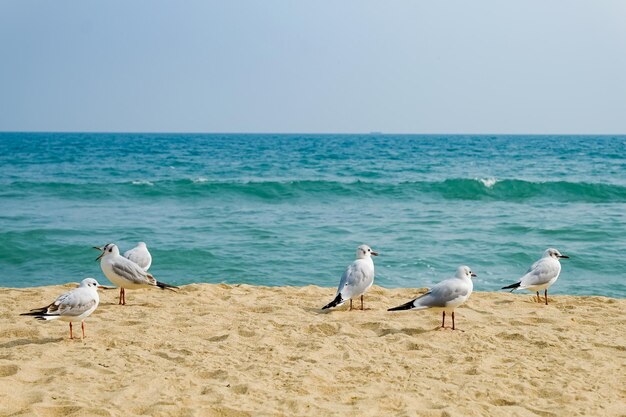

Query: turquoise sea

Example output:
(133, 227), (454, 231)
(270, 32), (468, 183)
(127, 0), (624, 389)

(0, 133), (624, 297)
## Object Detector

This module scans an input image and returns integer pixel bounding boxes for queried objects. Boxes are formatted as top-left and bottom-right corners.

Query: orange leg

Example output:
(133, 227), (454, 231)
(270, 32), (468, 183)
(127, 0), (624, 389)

(69, 322), (73, 339)
(81, 321), (86, 339)
(441, 311), (446, 328)
(360, 295), (364, 310)
(544, 289), (549, 305)
(349, 299), (353, 311)
(536, 291), (541, 303)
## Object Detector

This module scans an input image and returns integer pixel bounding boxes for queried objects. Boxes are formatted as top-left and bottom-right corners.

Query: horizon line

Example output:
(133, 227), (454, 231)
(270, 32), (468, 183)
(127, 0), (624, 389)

(1, 130), (625, 136)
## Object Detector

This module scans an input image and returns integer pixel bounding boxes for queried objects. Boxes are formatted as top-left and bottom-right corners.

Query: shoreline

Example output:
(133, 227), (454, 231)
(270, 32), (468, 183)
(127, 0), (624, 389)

(2, 281), (621, 300)
(1, 283), (625, 416)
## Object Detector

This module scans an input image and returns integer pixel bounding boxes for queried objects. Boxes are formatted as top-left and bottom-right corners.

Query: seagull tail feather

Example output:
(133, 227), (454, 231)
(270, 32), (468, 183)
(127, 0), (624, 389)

(501, 282), (521, 291)
(20, 311), (44, 317)
(20, 307), (48, 316)
(20, 304), (57, 317)
(20, 311), (58, 320)
(156, 281), (179, 291)
(321, 294), (343, 310)
(388, 300), (415, 311)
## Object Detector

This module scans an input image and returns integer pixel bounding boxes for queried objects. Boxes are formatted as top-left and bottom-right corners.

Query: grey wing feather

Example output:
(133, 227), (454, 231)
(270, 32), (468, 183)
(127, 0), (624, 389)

(112, 260), (156, 286)
(338, 262), (371, 299)
(520, 259), (559, 287)
(124, 248), (151, 269)
(414, 279), (469, 308)
(336, 268), (350, 293)
(53, 291), (97, 317)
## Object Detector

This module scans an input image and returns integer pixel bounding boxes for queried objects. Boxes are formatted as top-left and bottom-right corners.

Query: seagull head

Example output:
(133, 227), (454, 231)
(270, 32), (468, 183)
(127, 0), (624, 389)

(137, 242), (147, 248)
(80, 277), (105, 290)
(356, 244), (378, 259)
(544, 248), (569, 260)
(93, 243), (119, 261)
(456, 265), (477, 279)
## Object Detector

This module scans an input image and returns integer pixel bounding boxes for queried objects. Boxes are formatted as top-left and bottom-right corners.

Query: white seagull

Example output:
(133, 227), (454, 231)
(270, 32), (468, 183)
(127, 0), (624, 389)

(322, 244), (378, 311)
(94, 243), (178, 305)
(388, 266), (476, 330)
(21, 278), (103, 339)
(502, 248), (569, 305)
(124, 241), (152, 271)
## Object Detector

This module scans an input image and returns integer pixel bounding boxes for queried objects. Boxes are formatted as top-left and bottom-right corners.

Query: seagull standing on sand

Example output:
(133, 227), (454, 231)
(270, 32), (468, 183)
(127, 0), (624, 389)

(21, 278), (103, 339)
(124, 241), (152, 271)
(388, 266), (476, 330)
(322, 244), (378, 311)
(94, 243), (178, 305)
(501, 248), (569, 305)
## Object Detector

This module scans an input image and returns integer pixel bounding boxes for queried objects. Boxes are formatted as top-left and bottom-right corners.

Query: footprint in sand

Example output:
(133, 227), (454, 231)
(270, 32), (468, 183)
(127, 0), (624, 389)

(208, 334), (229, 342)
(0, 364), (18, 377)
(198, 369), (229, 380)
(306, 323), (340, 336)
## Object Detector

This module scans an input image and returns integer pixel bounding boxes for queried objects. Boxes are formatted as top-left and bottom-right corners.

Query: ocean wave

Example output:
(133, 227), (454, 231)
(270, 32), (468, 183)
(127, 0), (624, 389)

(131, 180), (154, 186)
(478, 177), (498, 188)
(4, 178), (626, 203)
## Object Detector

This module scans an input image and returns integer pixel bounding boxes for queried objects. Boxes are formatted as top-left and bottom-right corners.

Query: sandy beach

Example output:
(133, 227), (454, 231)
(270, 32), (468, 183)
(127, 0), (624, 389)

(1, 283), (624, 417)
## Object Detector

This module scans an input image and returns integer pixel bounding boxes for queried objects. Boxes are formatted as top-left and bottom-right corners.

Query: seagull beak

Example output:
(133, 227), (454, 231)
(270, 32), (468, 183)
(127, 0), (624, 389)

(471, 272), (477, 278)
(371, 251), (379, 256)
(94, 247), (104, 261)
(558, 254), (569, 259)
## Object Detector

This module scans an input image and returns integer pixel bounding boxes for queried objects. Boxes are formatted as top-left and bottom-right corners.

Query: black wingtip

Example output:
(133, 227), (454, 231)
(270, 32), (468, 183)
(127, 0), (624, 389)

(388, 300), (414, 311)
(321, 294), (343, 310)
(501, 282), (521, 290)
(20, 308), (47, 317)
(20, 312), (51, 320)
(156, 281), (179, 291)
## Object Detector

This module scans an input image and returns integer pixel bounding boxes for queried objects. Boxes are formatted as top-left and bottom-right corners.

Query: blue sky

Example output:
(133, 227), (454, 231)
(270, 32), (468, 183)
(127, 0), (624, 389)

(1, 1), (625, 133)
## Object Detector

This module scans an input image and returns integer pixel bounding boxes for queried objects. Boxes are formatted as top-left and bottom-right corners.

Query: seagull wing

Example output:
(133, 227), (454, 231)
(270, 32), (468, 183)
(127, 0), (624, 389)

(52, 289), (98, 317)
(337, 260), (373, 300)
(124, 247), (151, 270)
(413, 278), (471, 309)
(519, 258), (560, 288)
(112, 259), (157, 286)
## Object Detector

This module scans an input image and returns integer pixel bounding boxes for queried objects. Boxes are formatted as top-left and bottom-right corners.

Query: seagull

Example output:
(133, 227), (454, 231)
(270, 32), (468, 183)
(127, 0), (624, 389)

(388, 266), (476, 330)
(94, 243), (178, 305)
(124, 241), (152, 271)
(322, 244), (378, 311)
(21, 278), (103, 339)
(501, 248), (569, 305)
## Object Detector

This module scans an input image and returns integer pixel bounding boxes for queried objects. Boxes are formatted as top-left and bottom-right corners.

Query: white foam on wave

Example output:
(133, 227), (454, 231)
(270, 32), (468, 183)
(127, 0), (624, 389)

(131, 180), (154, 186)
(193, 177), (209, 183)
(478, 177), (498, 188)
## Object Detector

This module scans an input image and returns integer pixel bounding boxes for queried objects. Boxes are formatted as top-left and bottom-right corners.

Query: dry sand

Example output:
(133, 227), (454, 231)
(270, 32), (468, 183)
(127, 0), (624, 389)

(0, 283), (625, 417)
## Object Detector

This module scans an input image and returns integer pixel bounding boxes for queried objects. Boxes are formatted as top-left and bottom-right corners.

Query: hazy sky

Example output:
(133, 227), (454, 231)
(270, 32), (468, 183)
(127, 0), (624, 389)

(1, 1), (625, 133)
